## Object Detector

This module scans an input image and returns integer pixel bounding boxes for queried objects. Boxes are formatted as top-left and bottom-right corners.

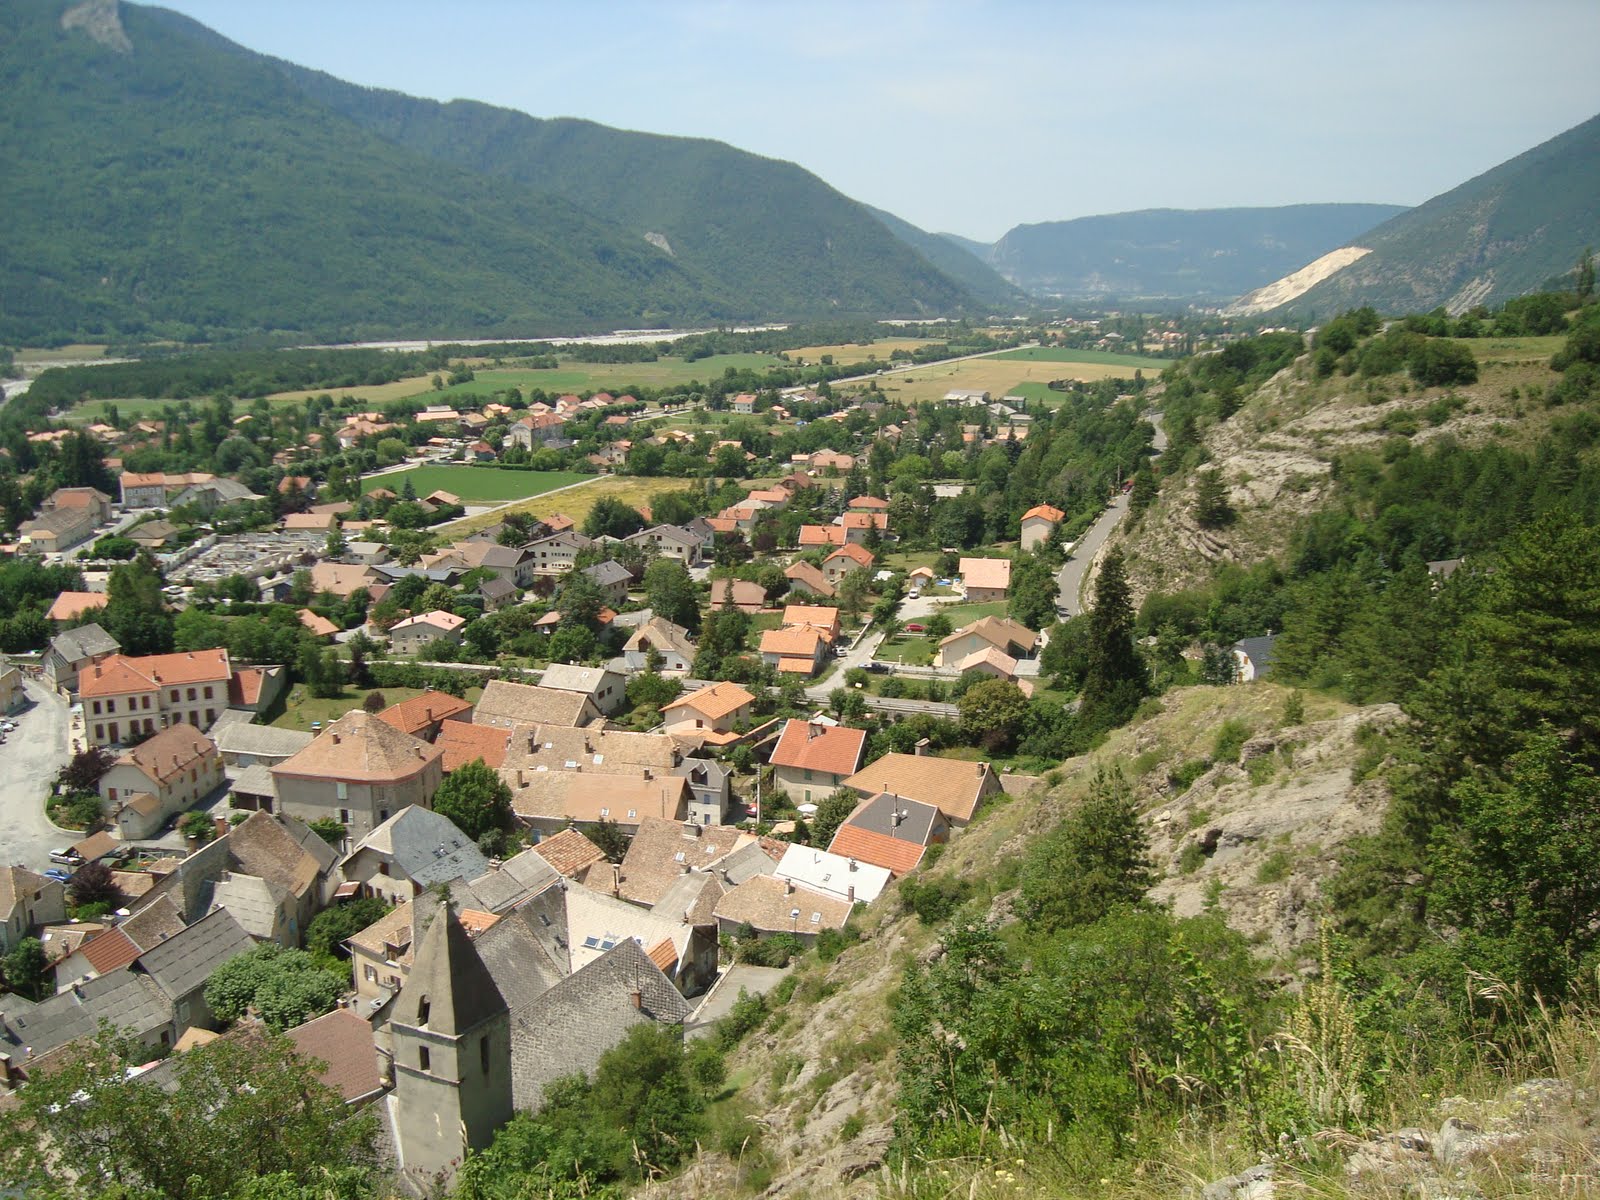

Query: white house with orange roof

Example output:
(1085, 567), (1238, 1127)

(79, 648), (235, 747)
(958, 556), (1012, 603)
(100, 724), (224, 840)
(660, 681), (756, 740)
(1020, 503), (1066, 551)
(388, 610), (467, 657)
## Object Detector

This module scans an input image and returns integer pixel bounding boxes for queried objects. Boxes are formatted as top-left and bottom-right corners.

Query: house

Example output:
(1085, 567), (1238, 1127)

(388, 610), (467, 657)
(214, 724), (313, 771)
(528, 828), (608, 883)
(784, 560), (834, 598)
(1233, 635), (1277, 682)
(936, 616), (1039, 669)
(539, 663), (627, 717)
(474, 680), (599, 730)
(808, 450), (855, 472)
(842, 751), (999, 827)
(675, 758), (735, 825)
(4, 966), (176, 1064)
(780, 604), (840, 644)
(309, 562), (379, 600)
(525, 530), (593, 575)
(710, 578), (767, 613)
(0, 866), (67, 954)
(712, 875), (852, 943)
(943, 388), (990, 403)
(768, 719), (866, 805)
(478, 576), (518, 612)
(284, 1008), (387, 1106)
(758, 625), (830, 676)
(660, 681), (756, 741)
(133, 907), (256, 1033)
(1019, 503), (1066, 551)
(127, 518), (180, 551)
(622, 616), (696, 673)
(958, 556), (1012, 603)
(613, 817), (751, 907)
(271, 710), (445, 846)
(954, 645), (1023, 685)
(342, 807), (490, 905)
(504, 770), (688, 838)
(79, 648), (236, 747)
(776, 844), (889, 905)
(0, 660), (21, 714)
(847, 496), (890, 513)
(280, 512), (337, 534)
(828, 792), (949, 876)
(377, 690), (474, 742)
(297, 609), (340, 640)
(622, 525), (703, 566)
(216, 810), (342, 944)
(170, 478), (262, 513)
(45, 591), (108, 626)
(799, 523), (846, 549)
(43, 623), (120, 694)
(227, 665), (287, 717)
(580, 560), (632, 604)
(99, 725), (224, 840)
(731, 392), (757, 415)
(822, 542), (874, 583)
(506, 411), (567, 450)
(840, 511), (888, 544)
(120, 472), (174, 509)
(20, 487), (112, 553)
(436, 722), (513, 773)
(503, 724), (680, 779)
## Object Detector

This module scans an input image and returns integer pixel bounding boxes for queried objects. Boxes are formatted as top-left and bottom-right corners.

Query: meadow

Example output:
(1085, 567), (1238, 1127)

(993, 346), (1173, 370)
(781, 338), (945, 364)
(440, 474), (700, 535)
(870, 353), (1162, 406)
(422, 353), (785, 401)
(1450, 335), (1563, 362)
(361, 465), (588, 503)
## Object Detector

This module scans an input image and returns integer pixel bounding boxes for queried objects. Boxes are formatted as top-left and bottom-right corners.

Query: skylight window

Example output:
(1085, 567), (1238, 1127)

(583, 935), (600, 948)
(810, 912), (822, 923)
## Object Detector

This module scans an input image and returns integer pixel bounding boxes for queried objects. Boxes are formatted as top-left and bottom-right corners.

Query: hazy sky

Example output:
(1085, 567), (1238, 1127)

(153, 0), (1600, 242)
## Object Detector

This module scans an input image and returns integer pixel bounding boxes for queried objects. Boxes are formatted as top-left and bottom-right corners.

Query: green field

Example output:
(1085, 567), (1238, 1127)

(934, 599), (1012, 626)
(1451, 336), (1564, 362)
(1007, 381), (1068, 407)
(994, 346), (1174, 370)
(362, 465), (589, 503)
(874, 635), (935, 666)
(428, 353), (785, 402)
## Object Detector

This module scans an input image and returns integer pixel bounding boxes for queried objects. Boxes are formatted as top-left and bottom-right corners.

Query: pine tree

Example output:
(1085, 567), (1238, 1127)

(1078, 548), (1147, 731)
(1193, 468), (1234, 528)
(1019, 765), (1154, 932)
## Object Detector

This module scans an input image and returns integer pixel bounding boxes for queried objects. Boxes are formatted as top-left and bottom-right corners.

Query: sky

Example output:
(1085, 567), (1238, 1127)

(152, 0), (1600, 243)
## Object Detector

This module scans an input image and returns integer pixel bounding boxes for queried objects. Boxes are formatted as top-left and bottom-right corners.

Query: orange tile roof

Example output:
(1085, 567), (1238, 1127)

(661, 681), (755, 722)
(80, 649), (232, 698)
(228, 668), (269, 708)
(377, 690), (472, 737)
(825, 543), (874, 568)
(1022, 503), (1066, 523)
(842, 753), (995, 824)
(79, 928), (141, 975)
(530, 828), (606, 878)
(841, 511), (887, 530)
(436, 722), (511, 772)
(647, 937), (679, 973)
(759, 627), (826, 657)
(272, 711), (442, 783)
(769, 720), (866, 777)
(799, 524), (846, 546)
(297, 609), (339, 637)
(46, 592), (108, 622)
(828, 823), (927, 876)
(958, 556), (1012, 591)
(284, 1008), (385, 1103)
(116, 725), (216, 785)
(847, 496), (890, 510)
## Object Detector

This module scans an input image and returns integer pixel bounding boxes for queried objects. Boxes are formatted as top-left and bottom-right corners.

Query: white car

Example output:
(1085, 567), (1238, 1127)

(907, 588), (921, 599)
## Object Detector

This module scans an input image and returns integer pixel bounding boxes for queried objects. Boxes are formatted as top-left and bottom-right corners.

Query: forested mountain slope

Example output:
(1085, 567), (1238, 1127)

(1252, 111), (1600, 317)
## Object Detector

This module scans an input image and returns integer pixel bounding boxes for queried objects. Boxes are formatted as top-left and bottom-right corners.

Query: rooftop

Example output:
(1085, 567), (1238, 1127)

(842, 753), (994, 824)
(376, 690), (473, 737)
(769, 720), (866, 778)
(80, 648), (231, 698)
(959, 556), (1012, 591)
(116, 724), (217, 785)
(661, 681), (755, 722)
(272, 710), (442, 784)
(712, 874), (852, 935)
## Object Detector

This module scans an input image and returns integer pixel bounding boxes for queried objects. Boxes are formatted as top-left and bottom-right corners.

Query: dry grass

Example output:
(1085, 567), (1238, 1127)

(438, 474), (699, 535)
(265, 374), (438, 405)
(874, 355), (1151, 406)
(783, 338), (946, 364)
(14, 343), (113, 366)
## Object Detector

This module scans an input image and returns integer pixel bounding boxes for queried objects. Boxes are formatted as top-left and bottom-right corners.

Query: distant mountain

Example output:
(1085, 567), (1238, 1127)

(980, 205), (1408, 300)
(1247, 112), (1600, 318)
(0, 0), (980, 344)
(863, 207), (1024, 309)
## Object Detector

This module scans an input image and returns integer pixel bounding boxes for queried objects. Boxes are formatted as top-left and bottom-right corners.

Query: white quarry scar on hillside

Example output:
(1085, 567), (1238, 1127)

(1225, 246), (1373, 316)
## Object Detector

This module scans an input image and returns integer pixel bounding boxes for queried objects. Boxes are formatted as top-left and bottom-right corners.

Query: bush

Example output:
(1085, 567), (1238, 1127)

(899, 876), (973, 926)
(737, 932), (804, 968)
(1179, 841), (1207, 874)
(1211, 718), (1252, 764)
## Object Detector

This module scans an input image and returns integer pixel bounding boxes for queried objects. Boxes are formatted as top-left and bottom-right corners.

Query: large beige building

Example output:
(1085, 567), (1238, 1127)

(100, 725), (224, 841)
(78, 649), (234, 747)
(271, 711), (444, 847)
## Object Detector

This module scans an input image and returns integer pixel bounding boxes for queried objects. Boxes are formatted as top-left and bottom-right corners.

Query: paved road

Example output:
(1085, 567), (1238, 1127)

(686, 963), (792, 1038)
(804, 628), (885, 702)
(1053, 411), (1166, 616)
(0, 679), (76, 873)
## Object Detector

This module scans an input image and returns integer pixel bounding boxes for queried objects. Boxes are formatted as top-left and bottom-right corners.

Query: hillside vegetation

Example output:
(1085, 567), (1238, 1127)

(1265, 111), (1600, 317)
(0, 0), (983, 345)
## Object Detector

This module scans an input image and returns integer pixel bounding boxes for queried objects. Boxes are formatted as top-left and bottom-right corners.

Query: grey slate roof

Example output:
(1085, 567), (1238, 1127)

(508, 937), (689, 1111)
(467, 845), (562, 914)
(230, 763), (278, 799)
(351, 806), (489, 889)
(1234, 635), (1278, 677)
(848, 791), (942, 844)
(49, 622), (120, 662)
(215, 723), (316, 760)
(394, 905), (508, 1037)
(471, 902), (569, 1018)
(714, 841), (781, 887)
(8, 968), (173, 1060)
(137, 907), (255, 1002)
(581, 561), (631, 588)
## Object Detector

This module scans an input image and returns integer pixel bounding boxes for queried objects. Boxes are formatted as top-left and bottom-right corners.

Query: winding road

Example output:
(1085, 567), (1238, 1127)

(1054, 410), (1165, 616)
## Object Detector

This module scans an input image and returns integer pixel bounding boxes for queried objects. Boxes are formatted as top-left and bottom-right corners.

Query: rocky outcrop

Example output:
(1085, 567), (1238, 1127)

(61, 0), (131, 53)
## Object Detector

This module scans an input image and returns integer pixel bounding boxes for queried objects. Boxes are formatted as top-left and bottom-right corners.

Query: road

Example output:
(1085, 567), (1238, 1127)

(804, 628), (885, 702)
(686, 963), (792, 1039)
(0, 679), (76, 873)
(1054, 410), (1165, 616)
(828, 341), (1039, 389)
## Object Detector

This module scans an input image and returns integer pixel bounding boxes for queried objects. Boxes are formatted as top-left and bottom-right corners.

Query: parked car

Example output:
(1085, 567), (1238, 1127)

(43, 868), (73, 883)
(1, 720), (15, 732)
(864, 661), (889, 674)
(907, 588), (921, 599)
(48, 848), (83, 866)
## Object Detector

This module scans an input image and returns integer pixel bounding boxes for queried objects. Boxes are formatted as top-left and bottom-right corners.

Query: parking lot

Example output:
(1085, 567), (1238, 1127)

(0, 677), (75, 874)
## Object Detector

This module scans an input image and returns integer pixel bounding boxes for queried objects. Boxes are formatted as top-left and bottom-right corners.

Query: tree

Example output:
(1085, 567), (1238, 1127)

(644, 558), (699, 631)
(307, 817), (345, 847)
(304, 897), (392, 964)
(1019, 765), (1154, 932)
(361, 689), (386, 713)
(69, 859), (120, 909)
(1579, 246), (1596, 301)
(0, 1027), (377, 1200)
(810, 789), (860, 851)
(179, 811), (215, 843)
(836, 566), (871, 618)
(585, 818), (629, 863)
(957, 678), (1030, 753)
(1078, 548), (1148, 732)
(3, 936), (50, 1000)
(57, 746), (115, 793)
(582, 497), (646, 540)
(1128, 464), (1159, 519)
(431, 758), (513, 841)
(204, 944), (345, 1032)
(1007, 551), (1059, 631)
(1193, 468), (1234, 529)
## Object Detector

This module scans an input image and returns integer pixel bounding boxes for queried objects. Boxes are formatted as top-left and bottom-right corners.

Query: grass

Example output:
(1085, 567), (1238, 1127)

(360, 465), (587, 504)
(782, 338), (945, 364)
(1008, 380), (1070, 407)
(1450, 335), (1564, 362)
(933, 599), (1011, 626)
(873, 635), (935, 666)
(266, 374), (440, 405)
(994, 346), (1174, 370)
(271, 684), (480, 732)
(870, 353), (1157, 406)
(440, 474), (699, 536)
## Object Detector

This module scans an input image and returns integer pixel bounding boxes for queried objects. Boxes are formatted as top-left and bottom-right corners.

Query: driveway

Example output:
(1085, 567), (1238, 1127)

(0, 679), (76, 873)
(804, 628), (885, 702)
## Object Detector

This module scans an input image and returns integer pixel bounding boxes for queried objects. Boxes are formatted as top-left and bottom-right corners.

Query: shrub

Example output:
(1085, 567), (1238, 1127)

(1255, 847), (1294, 884)
(1211, 718), (1252, 764)
(1179, 841), (1207, 874)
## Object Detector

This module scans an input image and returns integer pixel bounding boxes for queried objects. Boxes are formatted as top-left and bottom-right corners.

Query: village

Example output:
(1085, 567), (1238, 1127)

(0, 347), (1194, 1189)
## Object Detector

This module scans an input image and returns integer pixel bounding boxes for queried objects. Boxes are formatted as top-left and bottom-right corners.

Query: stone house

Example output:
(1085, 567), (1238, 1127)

(0, 866), (67, 954)
(1019, 503), (1066, 551)
(100, 725), (224, 841)
(43, 623), (121, 695)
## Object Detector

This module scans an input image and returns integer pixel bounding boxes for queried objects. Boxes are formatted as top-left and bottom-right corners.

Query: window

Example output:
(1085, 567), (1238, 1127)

(205, 710), (215, 725)
(91, 700), (101, 715)
(203, 686), (213, 700)
(364, 965), (377, 982)
(142, 695), (150, 709)
(417, 996), (431, 1025)
(336, 781), (348, 801)
(339, 809), (351, 824)
(377, 862), (389, 876)
(480, 1035), (491, 1075)
(804, 768), (813, 782)
(418, 1047), (430, 1072)
(170, 689), (179, 703)
(94, 724), (103, 740)
(108, 787), (118, 802)
(810, 912), (822, 923)
(106, 699), (115, 714)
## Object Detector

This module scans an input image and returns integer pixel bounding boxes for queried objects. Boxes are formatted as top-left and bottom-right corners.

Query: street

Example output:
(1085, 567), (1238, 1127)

(1054, 411), (1165, 616)
(0, 678), (75, 873)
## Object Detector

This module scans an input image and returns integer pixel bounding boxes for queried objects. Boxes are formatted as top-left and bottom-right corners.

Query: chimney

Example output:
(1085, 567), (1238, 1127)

(914, 738), (930, 756)
(0, 1052), (12, 1089)
(517, 769), (526, 787)
(847, 885), (855, 903)
(610, 862), (621, 898)
(642, 768), (652, 781)
(892, 806), (904, 828)
(629, 989), (643, 1010)
(330, 733), (341, 745)
(785, 880), (794, 896)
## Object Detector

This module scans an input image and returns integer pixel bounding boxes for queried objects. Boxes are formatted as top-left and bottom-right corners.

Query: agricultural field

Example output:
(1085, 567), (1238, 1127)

(361, 465), (588, 504)
(267, 374), (439, 405)
(782, 338), (945, 364)
(993, 346), (1173, 370)
(869, 350), (1164, 406)
(440, 474), (699, 536)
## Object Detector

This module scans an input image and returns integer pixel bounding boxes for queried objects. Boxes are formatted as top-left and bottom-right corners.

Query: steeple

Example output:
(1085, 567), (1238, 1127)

(396, 900), (508, 1035)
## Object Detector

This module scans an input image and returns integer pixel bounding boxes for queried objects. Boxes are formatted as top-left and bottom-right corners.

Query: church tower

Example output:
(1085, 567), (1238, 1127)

(390, 902), (513, 1185)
